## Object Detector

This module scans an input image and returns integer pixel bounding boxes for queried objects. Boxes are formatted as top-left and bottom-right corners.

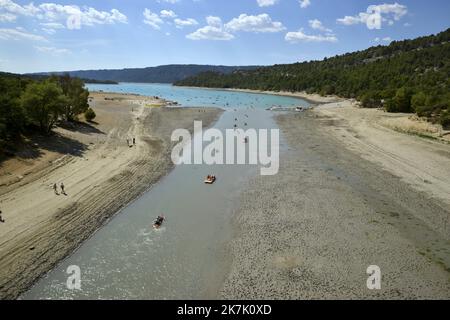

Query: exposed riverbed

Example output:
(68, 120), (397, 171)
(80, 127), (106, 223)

(23, 83), (307, 299)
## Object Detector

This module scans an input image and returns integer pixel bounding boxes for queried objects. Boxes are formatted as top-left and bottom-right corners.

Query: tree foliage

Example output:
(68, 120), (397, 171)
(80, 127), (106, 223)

(0, 76), (29, 147)
(21, 80), (68, 134)
(176, 28), (450, 125)
(84, 107), (96, 122)
(0, 73), (92, 151)
(56, 74), (89, 121)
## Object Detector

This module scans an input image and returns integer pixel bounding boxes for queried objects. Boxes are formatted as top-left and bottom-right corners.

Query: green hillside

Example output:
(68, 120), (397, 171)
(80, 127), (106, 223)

(175, 29), (450, 126)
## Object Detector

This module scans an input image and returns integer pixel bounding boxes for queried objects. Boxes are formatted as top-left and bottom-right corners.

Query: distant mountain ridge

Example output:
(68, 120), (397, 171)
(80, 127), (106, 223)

(30, 64), (259, 84)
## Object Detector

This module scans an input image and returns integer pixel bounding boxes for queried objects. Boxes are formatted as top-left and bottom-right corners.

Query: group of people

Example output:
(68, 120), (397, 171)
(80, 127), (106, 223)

(126, 137), (136, 147)
(53, 182), (66, 196)
(234, 116), (248, 129)
(206, 175), (216, 181)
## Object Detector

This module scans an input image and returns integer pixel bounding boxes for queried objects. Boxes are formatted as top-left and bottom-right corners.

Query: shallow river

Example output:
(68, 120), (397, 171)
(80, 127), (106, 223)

(23, 83), (309, 299)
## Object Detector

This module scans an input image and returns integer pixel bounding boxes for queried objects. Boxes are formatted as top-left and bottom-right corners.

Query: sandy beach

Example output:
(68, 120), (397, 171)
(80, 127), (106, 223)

(221, 99), (450, 299)
(0, 92), (222, 299)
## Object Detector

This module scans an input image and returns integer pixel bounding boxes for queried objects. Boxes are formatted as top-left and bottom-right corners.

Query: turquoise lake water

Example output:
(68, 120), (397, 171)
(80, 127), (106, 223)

(86, 83), (306, 110)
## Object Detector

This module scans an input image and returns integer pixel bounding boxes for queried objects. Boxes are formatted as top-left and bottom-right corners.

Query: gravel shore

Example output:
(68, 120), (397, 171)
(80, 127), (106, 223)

(221, 110), (450, 299)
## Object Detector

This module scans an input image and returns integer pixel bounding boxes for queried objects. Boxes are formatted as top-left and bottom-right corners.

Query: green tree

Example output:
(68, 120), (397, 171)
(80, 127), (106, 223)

(411, 92), (433, 117)
(384, 98), (397, 113)
(411, 92), (427, 110)
(0, 78), (28, 143)
(21, 80), (67, 134)
(175, 28), (450, 121)
(386, 87), (413, 113)
(58, 74), (89, 121)
(84, 107), (96, 122)
(360, 91), (381, 108)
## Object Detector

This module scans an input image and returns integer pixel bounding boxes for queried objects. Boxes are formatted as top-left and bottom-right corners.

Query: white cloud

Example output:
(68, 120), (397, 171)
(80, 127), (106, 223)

(337, 3), (408, 30)
(0, 12), (16, 22)
(256, 0), (279, 7)
(41, 28), (56, 34)
(187, 16), (234, 41)
(225, 14), (285, 33)
(308, 19), (332, 32)
(40, 22), (65, 29)
(187, 13), (285, 40)
(206, 16), (222, 28)
(0, 0), (39, 16)
(143, 8), (163, 30)
(144, 8), (198, 31)
(0, 1), (128, 28)
(0, 27), (46, 41)
(160, 10), (177, 19)
(375, 36), (392, 42)
(369, 3), (408, 20)
(337, 15), (361, 26)
(174, 18), (198, 28)
(186, 26), (234, 40)
(299, 0), (311, 9)
(285, 29), (337, 43)
(40, 22), (64, 34)
(35, 45), (71, 56)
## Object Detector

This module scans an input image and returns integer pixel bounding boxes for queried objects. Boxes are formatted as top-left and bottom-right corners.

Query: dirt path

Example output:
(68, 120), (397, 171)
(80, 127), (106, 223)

(0, 93), (222, 299)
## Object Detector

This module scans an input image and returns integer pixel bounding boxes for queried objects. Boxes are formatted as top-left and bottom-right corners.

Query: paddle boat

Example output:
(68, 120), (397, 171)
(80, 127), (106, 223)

(153, 215), (165, 229)
(204, 175), (217, 184)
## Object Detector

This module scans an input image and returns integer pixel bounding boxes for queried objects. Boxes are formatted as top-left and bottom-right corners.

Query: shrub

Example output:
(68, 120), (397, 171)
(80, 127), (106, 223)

(411, 92), (427, 113)
(385, 99), (399, 112)
(85, 108), (96, 122)
(385, 88), (413, 113)
(414, 104), (435, 118)
(360, 91), (381, 108)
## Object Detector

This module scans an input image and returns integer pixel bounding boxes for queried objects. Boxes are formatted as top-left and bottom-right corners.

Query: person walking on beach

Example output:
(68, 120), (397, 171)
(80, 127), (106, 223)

(53, 183), (59, 195)
(133, 137), (136, 146)
(60, 182), (66, 195)
(0, 210), (5, 223)
(126, 138), (130, 147)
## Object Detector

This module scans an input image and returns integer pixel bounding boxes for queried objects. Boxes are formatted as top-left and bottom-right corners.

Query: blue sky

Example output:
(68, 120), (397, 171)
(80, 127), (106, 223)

(0, 0), (449, 73)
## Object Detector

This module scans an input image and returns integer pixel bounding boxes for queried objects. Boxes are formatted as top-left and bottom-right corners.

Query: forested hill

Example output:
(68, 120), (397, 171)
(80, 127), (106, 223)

(0, 71), (117, 84)
(175, 29), (450, 126)
(31, 64), (258, 84)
